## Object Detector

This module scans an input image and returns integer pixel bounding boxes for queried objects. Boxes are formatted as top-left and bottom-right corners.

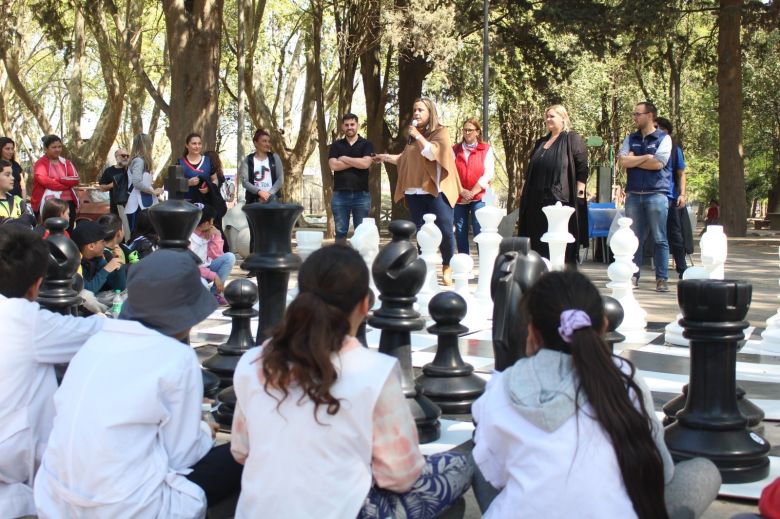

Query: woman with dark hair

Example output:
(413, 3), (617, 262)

(0, 137), (26, 199)
(375, 98), (462, 285)
(471, 270), (721, 518)
(31, 135), (80, 231)
(239, 128), (284, 204)
(231, 245), (472, 519)
(177, 133), (214, 202)
(34, 198), (71, 238)
(453, 117), (494, 254)
(516, 105), (588, 265)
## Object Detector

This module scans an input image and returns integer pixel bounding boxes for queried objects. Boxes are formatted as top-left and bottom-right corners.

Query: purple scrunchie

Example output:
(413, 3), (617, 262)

(558, 309), (592, 343)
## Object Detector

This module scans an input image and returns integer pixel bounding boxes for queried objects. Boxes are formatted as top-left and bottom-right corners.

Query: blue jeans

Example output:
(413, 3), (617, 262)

(207, 252), (236, 292)
(405, 193), (456, 266)
(332, 190), (371, 240)
(454, 200), (485, 254)
(625, 192), (669, 280)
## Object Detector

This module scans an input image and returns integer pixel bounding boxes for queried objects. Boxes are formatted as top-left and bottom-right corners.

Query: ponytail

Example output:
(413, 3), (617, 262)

(259, 245), (369, 422)
(524, 271), (668, 519)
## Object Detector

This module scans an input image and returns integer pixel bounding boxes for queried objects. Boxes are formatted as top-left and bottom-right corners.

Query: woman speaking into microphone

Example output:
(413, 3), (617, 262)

(375, 98), (461, 285)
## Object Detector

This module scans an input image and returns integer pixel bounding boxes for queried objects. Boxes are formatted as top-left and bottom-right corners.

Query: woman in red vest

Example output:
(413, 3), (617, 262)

(453, 118), (494, 254)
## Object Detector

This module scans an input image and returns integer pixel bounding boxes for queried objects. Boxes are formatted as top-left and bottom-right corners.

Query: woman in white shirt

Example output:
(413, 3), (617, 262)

(472, 271), (721, 519)
(231, 245), (472, 519)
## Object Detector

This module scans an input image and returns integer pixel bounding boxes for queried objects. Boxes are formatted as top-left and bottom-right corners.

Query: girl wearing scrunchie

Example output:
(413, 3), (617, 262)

(471, 270), (721, 518)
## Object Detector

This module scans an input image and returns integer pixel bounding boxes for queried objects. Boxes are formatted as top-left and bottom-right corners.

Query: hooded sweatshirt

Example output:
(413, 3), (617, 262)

(472, 349), (673, 518)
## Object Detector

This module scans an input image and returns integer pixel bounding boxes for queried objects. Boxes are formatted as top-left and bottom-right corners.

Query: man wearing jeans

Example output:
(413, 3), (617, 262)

(328, 113), (374, 242)
(618, 102), (673, 292)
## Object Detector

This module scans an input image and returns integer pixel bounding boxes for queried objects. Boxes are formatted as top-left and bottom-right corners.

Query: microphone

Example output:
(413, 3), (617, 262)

(408, 120), (418, 145)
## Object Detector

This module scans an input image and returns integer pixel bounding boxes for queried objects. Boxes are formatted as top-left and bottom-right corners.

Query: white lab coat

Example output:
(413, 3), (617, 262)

(0, 295), (105, 518)
(34, 319), (213, 519)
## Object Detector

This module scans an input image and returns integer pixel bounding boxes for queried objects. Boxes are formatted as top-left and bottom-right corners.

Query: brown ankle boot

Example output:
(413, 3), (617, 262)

(442, 265), (453, 286)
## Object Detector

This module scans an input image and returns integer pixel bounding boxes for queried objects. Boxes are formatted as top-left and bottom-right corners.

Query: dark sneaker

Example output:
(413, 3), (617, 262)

(656, 279), (669, 293)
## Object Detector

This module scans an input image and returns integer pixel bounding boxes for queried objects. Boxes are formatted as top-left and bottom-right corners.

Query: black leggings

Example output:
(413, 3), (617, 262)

(186, 443), (244, 506)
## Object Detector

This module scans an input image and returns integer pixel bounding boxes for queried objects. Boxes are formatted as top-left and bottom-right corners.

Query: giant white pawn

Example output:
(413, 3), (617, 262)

(607, 217), (647, 342)
(474, 194), (506, 307)
(758, 246), (780, 354)
(417, 214), (443, 317)
(351, 217), (381, 306)
(665, 225), (728, 346)
(541, 201), (575, 271)
(451, 253), (485, 331)
(288, 230), (324, 303)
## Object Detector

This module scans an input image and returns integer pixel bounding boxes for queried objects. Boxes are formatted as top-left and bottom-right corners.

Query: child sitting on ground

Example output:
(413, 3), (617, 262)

(72, 220), (126, 297)
(471, 270), (722, 518)
(0, 159), (34, 226)
(127, 209), (159, 261)
(0, 226), (110, 518)
(34, 198), (71, 238)
(190, 204), (235, 305)
(230, 245), (472, 518)
(98, 213), (134, 265)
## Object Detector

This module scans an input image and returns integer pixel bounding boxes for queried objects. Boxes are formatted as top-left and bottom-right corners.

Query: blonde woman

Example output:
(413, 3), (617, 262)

(516, 105), (588, 265)
(125, 134), (162, 231)
(375, 98), (461, 285)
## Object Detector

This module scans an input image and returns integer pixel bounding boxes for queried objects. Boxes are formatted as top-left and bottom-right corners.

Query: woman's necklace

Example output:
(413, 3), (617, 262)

(538, 133), (561, 159)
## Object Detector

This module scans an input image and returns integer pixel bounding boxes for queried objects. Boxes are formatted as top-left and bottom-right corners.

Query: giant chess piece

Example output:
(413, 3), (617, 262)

(148, 200), (220, 398)
(417, 213), (443, 317)
(664, 279), (770, 484)
(203, 279), (258, 388)
(288, 230), (323, 303)
(148, 199), (201, 249)
(351, 217), (380, 305)
(540, 201), (575, 271)
(491, 237), (548, 371)
(451, 253), (483, 331)
(37, 217), (83, 315)
(416, 292), (486, 413)
(607, 217), (647, 342)
(602, 296), (625, 352)
(242, 202), (303, 342)
(369, 220), (441, 443)
(474, 202), (506, 310)
(757, 245), (780, 354)
(666, 224), (728, 347)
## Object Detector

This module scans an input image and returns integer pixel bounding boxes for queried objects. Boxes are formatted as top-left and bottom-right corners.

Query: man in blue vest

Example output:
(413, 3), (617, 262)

(618, 102), (673, 292)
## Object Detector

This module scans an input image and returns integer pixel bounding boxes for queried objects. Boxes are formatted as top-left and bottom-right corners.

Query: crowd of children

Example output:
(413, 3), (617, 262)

(1, 203), (778, 517)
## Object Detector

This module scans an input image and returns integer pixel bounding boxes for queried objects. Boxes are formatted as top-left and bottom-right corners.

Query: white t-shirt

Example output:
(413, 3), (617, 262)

(252, 156), (273, 192)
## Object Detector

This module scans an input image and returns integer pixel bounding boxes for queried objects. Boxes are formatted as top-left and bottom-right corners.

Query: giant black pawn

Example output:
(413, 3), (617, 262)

(148, 199), (202, 249)
(241, 202), (303, 343)
(602, 296), (625, 352)
(203, 278), (258, 387)
(417, 292), (486, 414)
(491, 239), (548, 371)
(369, 220), (441, 443)
(664, 279), (770, 484)
(37, 217), (82, 315)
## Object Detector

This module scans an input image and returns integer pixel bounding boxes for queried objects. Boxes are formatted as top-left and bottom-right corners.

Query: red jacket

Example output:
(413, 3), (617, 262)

(31, 156), (80, 212)
(453, 142), (490, 202)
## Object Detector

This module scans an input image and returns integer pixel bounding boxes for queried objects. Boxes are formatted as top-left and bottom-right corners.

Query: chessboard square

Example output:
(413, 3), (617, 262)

(719, 456), (780, 500)
(418, 419), (474, 455)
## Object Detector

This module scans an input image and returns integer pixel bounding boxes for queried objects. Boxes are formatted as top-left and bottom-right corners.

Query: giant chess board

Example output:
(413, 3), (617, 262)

(193, 306), (780, 501)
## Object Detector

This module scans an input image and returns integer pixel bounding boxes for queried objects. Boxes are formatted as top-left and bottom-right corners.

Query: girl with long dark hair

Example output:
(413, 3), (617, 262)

(230, 245), (472, 519)
(178, 133), (214, 202)
(472, 270), (721, 518)
(0, 137), (26, 199)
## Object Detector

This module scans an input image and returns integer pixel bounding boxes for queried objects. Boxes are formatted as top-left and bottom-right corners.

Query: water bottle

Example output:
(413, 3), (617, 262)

(110, 290), (123, 318)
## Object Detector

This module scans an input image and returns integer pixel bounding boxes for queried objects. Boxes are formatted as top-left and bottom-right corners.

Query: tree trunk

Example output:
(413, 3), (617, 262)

(312, 0), (335, 238)
(162, 0), (224, 154)
(717, 0), (747, 236)
(359, 0), (388, 221)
